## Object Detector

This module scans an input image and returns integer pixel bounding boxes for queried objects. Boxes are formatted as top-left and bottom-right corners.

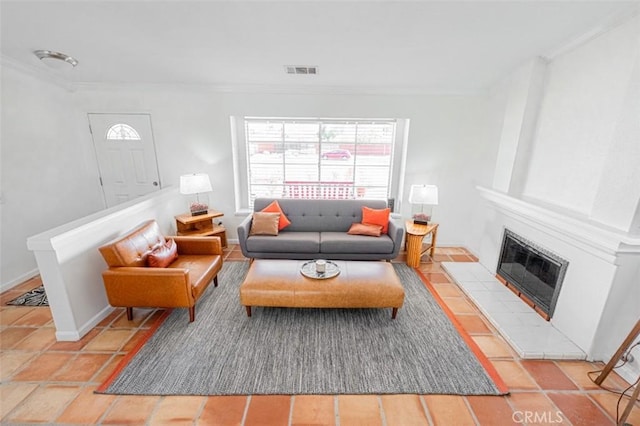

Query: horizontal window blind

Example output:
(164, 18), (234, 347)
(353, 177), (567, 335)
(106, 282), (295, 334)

(244, 118), (396, 207)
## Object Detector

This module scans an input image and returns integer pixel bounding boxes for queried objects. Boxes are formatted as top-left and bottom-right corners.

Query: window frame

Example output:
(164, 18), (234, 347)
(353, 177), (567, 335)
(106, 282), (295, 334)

(105, 123), (142, 141)
(231, 116), (409, 213)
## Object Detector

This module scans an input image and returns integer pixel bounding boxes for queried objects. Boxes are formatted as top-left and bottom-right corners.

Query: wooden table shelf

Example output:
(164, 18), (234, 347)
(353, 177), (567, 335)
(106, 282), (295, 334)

(175, 210), (227, 248)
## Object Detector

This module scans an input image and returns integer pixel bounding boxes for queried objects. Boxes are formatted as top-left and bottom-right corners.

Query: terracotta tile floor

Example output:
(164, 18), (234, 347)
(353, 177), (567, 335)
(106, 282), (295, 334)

(1, 245), (638, 425)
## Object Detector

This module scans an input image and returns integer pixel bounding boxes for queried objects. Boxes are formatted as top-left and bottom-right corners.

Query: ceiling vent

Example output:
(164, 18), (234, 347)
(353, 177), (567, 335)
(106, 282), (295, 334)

(285, 65), (318, 75)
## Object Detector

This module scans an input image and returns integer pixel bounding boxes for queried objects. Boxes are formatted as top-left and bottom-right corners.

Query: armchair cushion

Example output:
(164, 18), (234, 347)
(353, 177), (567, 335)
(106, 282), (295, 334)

(147, 238), (178, 268)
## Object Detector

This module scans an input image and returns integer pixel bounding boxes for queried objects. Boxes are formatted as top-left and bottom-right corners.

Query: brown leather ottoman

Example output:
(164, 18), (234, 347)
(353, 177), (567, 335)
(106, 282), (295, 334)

(240, 259), (405, 318)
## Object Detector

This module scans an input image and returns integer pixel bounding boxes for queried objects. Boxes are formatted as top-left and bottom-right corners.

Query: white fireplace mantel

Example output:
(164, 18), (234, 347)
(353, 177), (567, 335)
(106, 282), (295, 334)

(477, 186), (640, 263)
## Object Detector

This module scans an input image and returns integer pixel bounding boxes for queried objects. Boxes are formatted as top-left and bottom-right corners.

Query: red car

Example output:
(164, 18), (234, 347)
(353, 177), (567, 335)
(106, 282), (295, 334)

(321, 149), (351, 160)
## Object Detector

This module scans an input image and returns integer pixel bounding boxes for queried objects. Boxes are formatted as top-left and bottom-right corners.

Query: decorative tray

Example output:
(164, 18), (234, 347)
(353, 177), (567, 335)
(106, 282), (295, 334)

(300, 260), (340, 280)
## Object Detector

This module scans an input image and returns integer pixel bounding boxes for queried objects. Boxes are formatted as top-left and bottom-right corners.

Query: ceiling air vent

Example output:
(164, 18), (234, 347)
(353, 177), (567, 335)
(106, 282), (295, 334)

(285, 65), (318, 75)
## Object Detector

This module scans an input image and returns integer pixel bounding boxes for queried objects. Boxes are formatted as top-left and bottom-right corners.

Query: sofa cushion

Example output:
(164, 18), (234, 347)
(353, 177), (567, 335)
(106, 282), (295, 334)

(261, 200), (291, 231)
(147, 238), (178, 268)
(362, 206), (391, 234)
(250, 212), (281, 236)
(347, 222), (383, 237)
(320, 232), (395, 254)
(170, 254), (222, 300)
(246, 231), (320, 253)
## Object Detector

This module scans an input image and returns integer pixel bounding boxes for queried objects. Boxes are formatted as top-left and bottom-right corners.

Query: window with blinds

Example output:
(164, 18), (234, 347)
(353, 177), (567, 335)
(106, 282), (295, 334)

(244, 118), (397, 206)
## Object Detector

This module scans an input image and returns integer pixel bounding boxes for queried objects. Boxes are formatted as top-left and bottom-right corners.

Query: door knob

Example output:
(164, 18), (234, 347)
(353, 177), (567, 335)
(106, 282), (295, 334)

(153, 181), (159, 186)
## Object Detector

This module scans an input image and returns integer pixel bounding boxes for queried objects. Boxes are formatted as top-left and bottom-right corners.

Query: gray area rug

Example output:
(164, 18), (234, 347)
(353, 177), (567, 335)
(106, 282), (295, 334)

(7, 285), (48, 306)
(99, 261), (505, 395)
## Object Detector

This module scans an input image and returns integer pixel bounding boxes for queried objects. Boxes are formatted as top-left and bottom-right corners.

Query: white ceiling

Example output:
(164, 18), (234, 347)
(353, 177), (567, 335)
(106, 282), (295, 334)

(1, 1), (638, 93)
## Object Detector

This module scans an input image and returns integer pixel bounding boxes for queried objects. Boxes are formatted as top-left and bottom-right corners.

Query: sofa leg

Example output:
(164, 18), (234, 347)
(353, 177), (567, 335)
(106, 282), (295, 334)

(213, 276), (218, 287)
(391, 308), (398, 319)
(189, 306), (195, 322)
(126, 307), (133, 321)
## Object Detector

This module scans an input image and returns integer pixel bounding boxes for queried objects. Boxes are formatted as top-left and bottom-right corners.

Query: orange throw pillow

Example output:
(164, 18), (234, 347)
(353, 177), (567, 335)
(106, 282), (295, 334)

(362, 206), (390, 234)
(261, 200), (291, 231)
(147, 239), (178, 268)
(347, 222), (383, 237)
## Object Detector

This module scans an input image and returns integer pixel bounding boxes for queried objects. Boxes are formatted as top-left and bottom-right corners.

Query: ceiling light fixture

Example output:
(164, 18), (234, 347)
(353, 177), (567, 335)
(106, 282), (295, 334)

(34, 50), (78, 68)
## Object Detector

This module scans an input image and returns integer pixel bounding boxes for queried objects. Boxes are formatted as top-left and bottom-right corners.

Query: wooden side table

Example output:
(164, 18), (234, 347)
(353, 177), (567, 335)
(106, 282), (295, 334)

(175, 210), (227, 248)
(405, 220), (439, 268)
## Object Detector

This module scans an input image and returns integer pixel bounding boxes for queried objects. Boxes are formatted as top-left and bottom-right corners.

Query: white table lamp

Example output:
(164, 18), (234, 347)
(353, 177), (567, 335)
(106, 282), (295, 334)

(408, 184), (438, 225)
(180, 173), (213, 216)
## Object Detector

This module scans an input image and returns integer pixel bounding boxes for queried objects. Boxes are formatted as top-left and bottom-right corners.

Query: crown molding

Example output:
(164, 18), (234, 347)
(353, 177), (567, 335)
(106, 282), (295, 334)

(477, 186), (640, 262)
(0, 54), (75, 92)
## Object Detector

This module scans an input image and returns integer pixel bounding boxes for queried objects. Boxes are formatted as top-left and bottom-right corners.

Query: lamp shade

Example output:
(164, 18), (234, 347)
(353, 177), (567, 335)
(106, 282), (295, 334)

(179, 173), (212, 195)
(408, 184), (438, 205)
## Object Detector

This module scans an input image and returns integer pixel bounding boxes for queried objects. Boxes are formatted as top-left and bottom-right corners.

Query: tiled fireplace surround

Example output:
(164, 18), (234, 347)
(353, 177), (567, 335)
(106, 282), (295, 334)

(446, 188), (640, 383)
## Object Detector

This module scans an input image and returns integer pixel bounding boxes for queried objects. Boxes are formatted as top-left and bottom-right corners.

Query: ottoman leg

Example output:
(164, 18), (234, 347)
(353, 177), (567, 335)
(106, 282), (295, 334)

(392, 308), (398, 319)
(245, 306), (252, 317)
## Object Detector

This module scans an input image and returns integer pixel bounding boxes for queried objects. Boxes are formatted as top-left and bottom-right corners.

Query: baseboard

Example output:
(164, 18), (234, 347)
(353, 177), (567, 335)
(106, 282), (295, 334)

(1, 268), (39, 293)
(55, 330), (82, 342)
(55, 304), (115, 342)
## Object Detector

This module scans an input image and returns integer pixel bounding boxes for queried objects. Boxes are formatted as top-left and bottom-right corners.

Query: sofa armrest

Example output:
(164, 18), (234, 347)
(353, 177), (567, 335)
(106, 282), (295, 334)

(173, 236), (222, 255)
(237, 214), (253, 256)
(101, 267), (194, 307)
(387, 218), (405, 256)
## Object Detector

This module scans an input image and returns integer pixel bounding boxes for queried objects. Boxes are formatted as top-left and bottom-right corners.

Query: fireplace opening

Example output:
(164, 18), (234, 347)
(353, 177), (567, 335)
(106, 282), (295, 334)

(497, 229), (569, 318)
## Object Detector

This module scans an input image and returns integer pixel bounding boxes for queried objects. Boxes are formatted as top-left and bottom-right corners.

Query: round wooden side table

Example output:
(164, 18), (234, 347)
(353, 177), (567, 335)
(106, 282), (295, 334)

(405, 220), (439, 268)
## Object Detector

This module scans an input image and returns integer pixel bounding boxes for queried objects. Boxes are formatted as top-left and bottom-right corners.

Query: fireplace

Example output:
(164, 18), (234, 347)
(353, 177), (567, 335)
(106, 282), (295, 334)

(497, 229), (569, 318)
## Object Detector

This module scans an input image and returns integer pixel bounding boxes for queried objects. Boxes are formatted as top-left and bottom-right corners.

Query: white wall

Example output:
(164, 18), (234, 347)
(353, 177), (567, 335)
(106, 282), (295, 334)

(491, 57), (546, 196)
(72, 88), (499, 247)
(2, 69), (501, 287)
(523, 16), (640, 231)
(590, 53), (640, 233)
(0, 63), (105, 289)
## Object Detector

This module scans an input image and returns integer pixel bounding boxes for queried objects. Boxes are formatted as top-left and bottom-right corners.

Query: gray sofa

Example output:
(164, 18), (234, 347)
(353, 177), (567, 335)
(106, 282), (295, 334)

(237, 198), (404, 260)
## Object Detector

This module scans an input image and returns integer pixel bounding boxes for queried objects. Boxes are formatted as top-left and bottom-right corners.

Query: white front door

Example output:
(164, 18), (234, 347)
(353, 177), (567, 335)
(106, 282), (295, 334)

(88, 113), (161, 207)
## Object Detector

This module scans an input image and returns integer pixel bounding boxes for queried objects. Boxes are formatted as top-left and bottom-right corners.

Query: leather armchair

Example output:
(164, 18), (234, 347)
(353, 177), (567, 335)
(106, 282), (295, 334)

(98, 220), (223, 322)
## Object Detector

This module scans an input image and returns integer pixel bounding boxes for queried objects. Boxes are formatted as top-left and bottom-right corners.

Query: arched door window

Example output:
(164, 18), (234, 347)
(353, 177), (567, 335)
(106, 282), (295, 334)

(106, 123), (141, 141)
